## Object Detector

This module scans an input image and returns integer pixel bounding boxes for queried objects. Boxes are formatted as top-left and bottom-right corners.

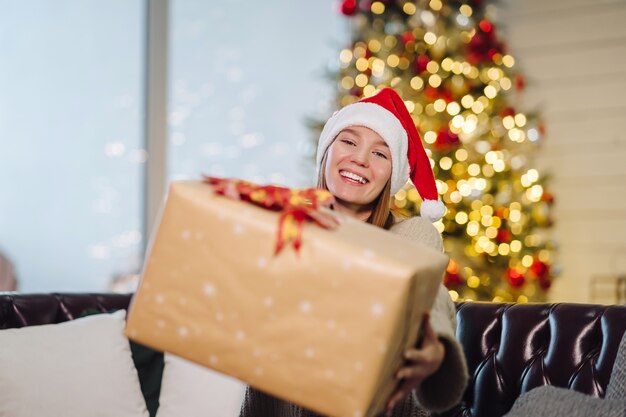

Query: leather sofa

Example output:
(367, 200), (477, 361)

(1, 293), (625, 417)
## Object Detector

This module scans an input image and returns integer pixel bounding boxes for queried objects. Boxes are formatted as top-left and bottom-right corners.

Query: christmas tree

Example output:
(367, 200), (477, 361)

(315, 0), (557, 302)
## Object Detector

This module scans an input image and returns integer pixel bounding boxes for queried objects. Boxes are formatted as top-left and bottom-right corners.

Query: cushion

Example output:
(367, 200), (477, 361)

(156, 353), (246, 417)
(79, 308), (164, 417)
(0, 310), (149, 417)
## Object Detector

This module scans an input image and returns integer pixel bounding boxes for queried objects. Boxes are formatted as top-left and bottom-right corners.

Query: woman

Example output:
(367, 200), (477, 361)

(240, 88), (468, 417)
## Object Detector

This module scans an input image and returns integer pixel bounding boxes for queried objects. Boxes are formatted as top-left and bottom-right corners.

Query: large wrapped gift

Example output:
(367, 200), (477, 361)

(125, 179), (448, 417)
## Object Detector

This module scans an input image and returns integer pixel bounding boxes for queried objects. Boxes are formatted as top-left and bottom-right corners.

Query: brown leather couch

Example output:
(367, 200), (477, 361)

(1, 293), (625, 417)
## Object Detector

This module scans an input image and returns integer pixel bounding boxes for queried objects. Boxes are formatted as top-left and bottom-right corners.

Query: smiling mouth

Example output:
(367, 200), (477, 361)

(339, 170), (369, 184)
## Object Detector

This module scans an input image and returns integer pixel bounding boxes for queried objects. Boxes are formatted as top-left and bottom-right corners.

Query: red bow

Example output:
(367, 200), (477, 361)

(204, 176), (335, 254)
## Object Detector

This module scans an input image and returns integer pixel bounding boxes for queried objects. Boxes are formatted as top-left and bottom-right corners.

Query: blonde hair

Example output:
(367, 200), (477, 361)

(317, 147), (394, 230)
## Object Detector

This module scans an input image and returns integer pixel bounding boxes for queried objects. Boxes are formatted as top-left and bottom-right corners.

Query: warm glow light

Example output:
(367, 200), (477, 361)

(429, 74), (442, 87)
(467, 221), (479, 236)
(429, 0), (443, 11)
(368, 39), (381, 53)
(355, 74), (368, 87)
(515, 114), (527, 127)
(341, 76), (355, 89)
(527, 185), (544, 201)
(403, 2), (416, 15)
(426, 61), (440, 73)
(468, 164), (480, 176)
(455, 148), (468, 161)
(372, 58), (385, 74)
(471, 101), (484, 113)
(340, 49), (353, 63)
(456, 212), (468, 224)
(363, 85), (376, 96)
(511, 240), (522, 252)
(371, 1), (385, 14)
(440, 157), (453, 170)
(451, 115), (465, 128)
(502, 55), (515, 67)
(484, 85), (497, 98)
(387, 54), (400, 67)
(467, 276), (480, 288)
(424, 32), (437, 45)
(424, 131), (437, 144)
(502, 116), (515, 130)
(410, 76), (424, 90)
(459, 4), (473, 16)
(461, 94), (474, 108)
(433, 98), (447, 112)
(356, 58), (369, 72)
(447, 102), (461, 115)
(509, 209), (521, 222)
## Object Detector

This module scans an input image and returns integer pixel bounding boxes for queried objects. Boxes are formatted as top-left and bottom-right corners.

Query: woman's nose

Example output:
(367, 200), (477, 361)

(351, 148), (369, 166)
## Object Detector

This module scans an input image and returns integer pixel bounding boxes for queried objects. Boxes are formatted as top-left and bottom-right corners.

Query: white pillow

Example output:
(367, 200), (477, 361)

(0, 310), (148, 417)
(156, 353), (246, 417)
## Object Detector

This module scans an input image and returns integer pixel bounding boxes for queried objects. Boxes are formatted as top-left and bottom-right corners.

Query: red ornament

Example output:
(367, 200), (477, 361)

(539, 276), (551, 290)
(414, 55), (430, 73)
(541, 191), (555, 205)
(479, 20), (493, 33)
(444, 259), (464, 287)
(444, 271), (464, 287)
(340, 0), (357, 16)
(401, 31), (415, 44)
(424, 85), (439, 100)
(500, 106), (516, 117)
(506, 267), (526, 288)
(496, 229), (512, 243)
(515, 74), (525, 91)
(466, 19), (505, 64)
(434, 128), (460, 151)
(441, 88), (454, 103)
(530, 259), (550, 280)
(539, 122), (546, 136)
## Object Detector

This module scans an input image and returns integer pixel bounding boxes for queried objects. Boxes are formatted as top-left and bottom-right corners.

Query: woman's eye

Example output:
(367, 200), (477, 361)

(374, 151), (389, 159)
(340, 138), (356, 146)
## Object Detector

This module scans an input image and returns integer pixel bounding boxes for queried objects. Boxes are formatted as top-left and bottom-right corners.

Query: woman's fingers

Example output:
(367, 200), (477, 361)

(395, 364), (430, 380)
(385, 381), (412, 417)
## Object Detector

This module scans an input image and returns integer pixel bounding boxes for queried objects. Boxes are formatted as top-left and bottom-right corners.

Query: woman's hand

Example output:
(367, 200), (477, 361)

(385, 314), (445, 416)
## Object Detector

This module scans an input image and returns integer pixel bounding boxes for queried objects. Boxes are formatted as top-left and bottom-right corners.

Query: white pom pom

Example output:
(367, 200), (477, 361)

(420, 199), (446, 223)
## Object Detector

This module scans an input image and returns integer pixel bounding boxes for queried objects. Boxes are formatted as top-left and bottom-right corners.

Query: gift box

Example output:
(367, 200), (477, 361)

(125, 180), (448, 417)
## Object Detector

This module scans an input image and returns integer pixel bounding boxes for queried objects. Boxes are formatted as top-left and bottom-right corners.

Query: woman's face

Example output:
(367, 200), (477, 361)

(324, 126), (392, 210)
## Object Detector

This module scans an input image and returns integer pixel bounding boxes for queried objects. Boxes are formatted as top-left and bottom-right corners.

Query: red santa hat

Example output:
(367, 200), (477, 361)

(316, 88), (445, 222)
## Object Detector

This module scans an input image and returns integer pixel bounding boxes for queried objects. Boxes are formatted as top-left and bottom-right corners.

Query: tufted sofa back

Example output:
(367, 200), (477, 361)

(0, 293), (132, 328)
(443, 302), (626, 417)
(1, 294), (625, 417)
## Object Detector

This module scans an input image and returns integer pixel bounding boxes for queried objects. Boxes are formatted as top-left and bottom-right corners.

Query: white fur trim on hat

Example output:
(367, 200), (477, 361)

(420, 199), (446, 223)
(316, 102), (410, 194)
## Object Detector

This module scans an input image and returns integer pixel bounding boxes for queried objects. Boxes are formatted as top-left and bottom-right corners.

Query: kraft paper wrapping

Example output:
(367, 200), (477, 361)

(125, 181), (448, 417)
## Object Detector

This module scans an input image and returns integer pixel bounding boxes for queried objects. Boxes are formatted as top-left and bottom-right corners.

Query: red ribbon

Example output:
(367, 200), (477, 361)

(203, 176), (335, 254)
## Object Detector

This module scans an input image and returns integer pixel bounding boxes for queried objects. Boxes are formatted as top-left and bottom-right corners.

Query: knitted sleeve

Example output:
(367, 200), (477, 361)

(390, 217), (469, 412)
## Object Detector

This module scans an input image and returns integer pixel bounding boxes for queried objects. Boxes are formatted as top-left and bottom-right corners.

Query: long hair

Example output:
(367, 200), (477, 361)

(317, 147), (394, 230)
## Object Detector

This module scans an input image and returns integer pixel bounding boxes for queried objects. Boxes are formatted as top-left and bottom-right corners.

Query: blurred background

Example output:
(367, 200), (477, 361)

(0, 0), (625, 304)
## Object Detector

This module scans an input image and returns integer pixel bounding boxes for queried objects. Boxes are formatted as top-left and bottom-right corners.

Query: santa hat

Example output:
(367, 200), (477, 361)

(316, 88), (445, 222)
